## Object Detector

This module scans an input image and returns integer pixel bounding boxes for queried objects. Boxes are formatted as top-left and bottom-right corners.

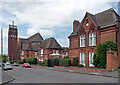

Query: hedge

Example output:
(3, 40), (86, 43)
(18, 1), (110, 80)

(78, 64), (84, 67)
(52, 57), (59, 66)
(73, 57), (79, 66)
(44, 59), (48, 66)
(63, 56), (69, 59)
(17, 60), (21, 64)
(22, 57), (38, 65)
(59, 59), (71, 67)
(48, 58), (53, 67)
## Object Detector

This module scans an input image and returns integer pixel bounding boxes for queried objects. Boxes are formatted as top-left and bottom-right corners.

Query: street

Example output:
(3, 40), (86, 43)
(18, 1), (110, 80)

(5, 66), (118, 83)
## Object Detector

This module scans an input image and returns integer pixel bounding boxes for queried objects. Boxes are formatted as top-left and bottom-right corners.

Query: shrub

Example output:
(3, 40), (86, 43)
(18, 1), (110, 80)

(48, 58), (53, 67)
(59, 59), (71, 67)
(93, 41), (118, 69)
(52, 57), (59, 66)
(10, 61), (14, 64)
(63, 56), (69, 59)
(33, 58), (37, 65)
(22, 59), (26, 64)
(0, 55), (8, 63)
(44, 59), (48, 66)
(78, 64), (84, 67)
(17, 60), (21, 64)
(73, 57), (79, 66)
(39, 61), (45, 66)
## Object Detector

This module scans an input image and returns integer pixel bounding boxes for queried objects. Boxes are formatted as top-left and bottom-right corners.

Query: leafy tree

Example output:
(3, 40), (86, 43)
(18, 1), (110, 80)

(93, 41), (118, 69)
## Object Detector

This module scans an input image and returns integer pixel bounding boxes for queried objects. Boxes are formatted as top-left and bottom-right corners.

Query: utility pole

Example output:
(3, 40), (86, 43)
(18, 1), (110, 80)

(1, 28), (3, 70)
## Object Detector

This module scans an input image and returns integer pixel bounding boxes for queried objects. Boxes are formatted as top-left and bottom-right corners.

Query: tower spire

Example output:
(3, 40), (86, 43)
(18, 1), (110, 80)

(12, 21), (14, 25)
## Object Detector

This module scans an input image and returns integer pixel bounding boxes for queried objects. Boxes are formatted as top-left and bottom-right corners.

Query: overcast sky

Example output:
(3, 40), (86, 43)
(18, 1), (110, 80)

(0, 0), (119, 55)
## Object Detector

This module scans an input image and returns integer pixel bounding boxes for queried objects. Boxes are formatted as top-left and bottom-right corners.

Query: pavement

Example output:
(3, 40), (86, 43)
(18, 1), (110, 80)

(1, 70), (15, 85)
(32, 65), (119, 78)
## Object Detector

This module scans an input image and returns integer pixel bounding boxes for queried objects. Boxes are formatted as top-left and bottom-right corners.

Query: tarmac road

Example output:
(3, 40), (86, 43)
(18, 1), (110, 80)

(5, 66), (118, 83)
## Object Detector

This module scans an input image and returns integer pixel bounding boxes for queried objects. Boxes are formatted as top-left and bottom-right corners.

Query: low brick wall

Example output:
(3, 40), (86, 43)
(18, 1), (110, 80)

(54, 66), (110, 72)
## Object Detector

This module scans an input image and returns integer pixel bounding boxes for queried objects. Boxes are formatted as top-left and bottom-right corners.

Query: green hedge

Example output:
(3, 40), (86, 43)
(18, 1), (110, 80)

(17, 60), (21, 64)
(52, 57), (59, 66)
(44, 59), (48, 66)
(59, 59), (71, 67)
(22, 57), (38, 65)
(73, 57), (79, 66)
(63, 56), (69, 59)
(78, 64), (84, 67)
(48, 58), (53, 67)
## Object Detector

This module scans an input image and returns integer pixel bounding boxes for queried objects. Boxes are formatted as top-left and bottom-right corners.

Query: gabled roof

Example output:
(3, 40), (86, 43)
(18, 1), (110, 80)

(94, 8), (119, 28)
(69, 8), (120, 37)
(44, 37), (62, 49)
(19, 32), (44, 44)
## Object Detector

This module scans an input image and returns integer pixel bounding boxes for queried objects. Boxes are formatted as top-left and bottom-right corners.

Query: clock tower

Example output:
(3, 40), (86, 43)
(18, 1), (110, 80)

(8, 21), (18, 61)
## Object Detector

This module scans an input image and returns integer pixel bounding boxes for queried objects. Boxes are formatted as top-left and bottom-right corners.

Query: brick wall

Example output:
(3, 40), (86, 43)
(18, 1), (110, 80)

(106, 50), (118, 70)
(69, 36), (78, 49)
(99, 26), (116, 43)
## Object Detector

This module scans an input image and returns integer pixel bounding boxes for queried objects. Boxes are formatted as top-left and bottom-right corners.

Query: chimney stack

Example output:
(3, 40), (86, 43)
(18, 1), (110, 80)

(73, 20), (80, 31)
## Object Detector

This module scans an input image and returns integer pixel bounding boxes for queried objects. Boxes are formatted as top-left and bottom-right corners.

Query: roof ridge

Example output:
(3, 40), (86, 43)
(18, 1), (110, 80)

(95, 8), (113, 16)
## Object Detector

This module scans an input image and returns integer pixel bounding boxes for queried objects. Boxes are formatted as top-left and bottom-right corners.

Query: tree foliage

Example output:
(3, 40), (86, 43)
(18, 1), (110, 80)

(93, 41), (118, 69)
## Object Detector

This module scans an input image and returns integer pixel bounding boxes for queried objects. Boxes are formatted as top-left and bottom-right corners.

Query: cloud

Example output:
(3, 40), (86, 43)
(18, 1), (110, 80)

(2, 0), (113, 33)
(27, 26), (55, 36)
(0, 0), (118, 54)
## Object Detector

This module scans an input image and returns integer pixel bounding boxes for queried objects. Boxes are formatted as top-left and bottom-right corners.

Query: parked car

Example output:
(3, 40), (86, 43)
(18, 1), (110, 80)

(13, 62), (19, 66)
(3, 63), (13, 70)
(22, 63), (31, 68)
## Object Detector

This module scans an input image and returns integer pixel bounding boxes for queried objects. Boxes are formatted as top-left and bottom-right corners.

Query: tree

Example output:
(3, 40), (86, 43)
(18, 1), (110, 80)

(93, 41), (118, 69)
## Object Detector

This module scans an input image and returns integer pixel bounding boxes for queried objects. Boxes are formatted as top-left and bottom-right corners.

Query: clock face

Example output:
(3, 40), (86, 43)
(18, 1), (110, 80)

(86, 22), (89, 27)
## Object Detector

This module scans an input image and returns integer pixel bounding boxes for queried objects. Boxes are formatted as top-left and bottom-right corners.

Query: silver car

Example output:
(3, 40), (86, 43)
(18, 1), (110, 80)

(3, 63), (13, 70)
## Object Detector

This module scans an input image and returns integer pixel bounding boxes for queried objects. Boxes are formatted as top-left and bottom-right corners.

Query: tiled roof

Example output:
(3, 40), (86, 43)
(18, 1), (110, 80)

(19, 32), (44, 44)
(69, 8), (120, 37)
(44, 37), (62, 49)
(19, 33), (62, 51)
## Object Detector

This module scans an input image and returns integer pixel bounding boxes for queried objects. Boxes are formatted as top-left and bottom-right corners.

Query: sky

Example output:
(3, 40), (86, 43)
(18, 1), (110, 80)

(0, 0), (119, 55)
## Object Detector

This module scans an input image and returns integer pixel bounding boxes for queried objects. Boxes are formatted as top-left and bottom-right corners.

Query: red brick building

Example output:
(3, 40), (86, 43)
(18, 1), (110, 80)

(68, 8), (120, 67)
(18, 33), (69, 62)
(8, 21), (18, 61)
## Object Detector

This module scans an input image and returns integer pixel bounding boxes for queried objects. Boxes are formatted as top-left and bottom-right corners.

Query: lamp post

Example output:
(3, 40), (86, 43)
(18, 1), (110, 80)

(1, 28), (3, 71)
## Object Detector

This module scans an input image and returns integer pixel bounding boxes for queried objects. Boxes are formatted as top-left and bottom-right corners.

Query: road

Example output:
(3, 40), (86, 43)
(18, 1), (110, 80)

(6, 66), (118, 83)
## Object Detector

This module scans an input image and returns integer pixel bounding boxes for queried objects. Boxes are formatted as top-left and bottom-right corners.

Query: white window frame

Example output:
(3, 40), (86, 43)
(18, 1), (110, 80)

(56, 50), (59, 54)
(22, 51), (24, 55)
(80, 35), (85, 47)
(41, 49), (43, 54)
(35, 52), (37, 55)
(89, 52), (95, 67)
(89, 33), (96, 46)
(80, 52), (85, 66)
(66, 52), (68, 56)
(22, 57), (24, 60)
